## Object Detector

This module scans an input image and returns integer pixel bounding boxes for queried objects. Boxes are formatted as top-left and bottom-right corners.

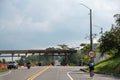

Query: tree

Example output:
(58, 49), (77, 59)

(114, 14), (120, 26)
(58, 44), (69, 50)
(80, 43), (90, 53)
(58, 44), (80, 66)
(80, 43), (91, 64)
(99, 14), (120, 57)
(18, 56), (25, 66)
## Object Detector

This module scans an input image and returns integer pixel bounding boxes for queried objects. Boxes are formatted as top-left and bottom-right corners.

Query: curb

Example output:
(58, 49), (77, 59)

(80, 69), (88, 72)
(80, 68), (120, 78)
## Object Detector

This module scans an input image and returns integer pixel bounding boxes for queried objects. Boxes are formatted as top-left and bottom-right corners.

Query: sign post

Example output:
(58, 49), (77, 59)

(88, 50), (96, 58)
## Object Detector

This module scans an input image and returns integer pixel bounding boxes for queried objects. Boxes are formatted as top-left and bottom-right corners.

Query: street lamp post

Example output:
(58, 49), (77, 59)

(81, 4), (95, 77)
(80, 3), (95, 78)
(90, 9), (93, 51)
(80, 3), (93, 51)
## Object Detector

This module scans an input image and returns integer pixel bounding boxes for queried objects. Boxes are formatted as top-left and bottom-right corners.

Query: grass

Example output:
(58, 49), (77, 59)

(95, 56), (120, 75)
(0, 68), (8, 73)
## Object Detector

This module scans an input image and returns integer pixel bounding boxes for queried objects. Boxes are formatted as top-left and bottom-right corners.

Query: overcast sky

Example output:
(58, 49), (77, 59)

(0, 0), (120, 50)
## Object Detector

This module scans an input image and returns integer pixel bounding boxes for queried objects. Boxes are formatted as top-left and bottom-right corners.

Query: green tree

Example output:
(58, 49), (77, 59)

(80, 43), (90, 53)
(58, 44), (69, 50)
(58, 44), (80, 66)
(18, 56), (25, 66)
(99, 14), (120, 57)
(114, 14), (120, 26)
(80, 43), (90, 64)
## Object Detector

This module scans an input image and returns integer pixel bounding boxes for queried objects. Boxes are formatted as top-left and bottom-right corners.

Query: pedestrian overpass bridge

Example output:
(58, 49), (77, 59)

(0, 49), (77, 64)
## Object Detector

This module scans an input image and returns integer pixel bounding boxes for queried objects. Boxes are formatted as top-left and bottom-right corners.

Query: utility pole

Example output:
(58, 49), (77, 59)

(80, 3), (93, 51)
(90, 9), (93, 51)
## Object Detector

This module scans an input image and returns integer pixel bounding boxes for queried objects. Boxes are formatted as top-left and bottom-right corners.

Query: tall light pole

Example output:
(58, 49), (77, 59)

(80, 4), (95, 78)
(80, 3), (93, 51)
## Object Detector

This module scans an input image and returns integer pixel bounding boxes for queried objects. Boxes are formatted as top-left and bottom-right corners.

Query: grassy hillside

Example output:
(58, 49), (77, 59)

(95, 56), (120, 75)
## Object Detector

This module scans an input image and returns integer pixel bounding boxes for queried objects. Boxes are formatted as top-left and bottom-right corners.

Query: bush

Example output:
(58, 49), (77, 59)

(0, 68), (8, 72)
(69, 63), (76, 66)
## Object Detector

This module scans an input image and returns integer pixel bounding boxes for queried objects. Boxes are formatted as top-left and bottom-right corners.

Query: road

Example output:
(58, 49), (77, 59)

(0, 66), (46, 80)
(0, 66), (120, 80)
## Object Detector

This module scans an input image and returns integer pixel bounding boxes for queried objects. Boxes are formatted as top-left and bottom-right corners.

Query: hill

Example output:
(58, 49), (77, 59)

(95, 56), (120, 76)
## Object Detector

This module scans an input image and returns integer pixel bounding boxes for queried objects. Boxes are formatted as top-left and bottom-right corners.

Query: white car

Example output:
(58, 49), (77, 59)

(7, 61), (18, 69)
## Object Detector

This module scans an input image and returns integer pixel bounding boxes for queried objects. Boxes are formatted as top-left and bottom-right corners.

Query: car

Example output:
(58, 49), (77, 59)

(7, 61), (18, 69)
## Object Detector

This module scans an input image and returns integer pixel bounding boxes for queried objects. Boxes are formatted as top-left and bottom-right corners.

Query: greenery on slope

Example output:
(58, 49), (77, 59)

(95, 56), (120, 75)
(95, 14), (120, 75)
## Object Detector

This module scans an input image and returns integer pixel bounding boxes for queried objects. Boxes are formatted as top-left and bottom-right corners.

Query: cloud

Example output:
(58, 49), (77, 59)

(0, 0), (120, 50)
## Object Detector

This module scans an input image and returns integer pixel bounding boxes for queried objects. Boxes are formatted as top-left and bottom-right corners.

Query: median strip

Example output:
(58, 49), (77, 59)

(27, 66), (50, 80)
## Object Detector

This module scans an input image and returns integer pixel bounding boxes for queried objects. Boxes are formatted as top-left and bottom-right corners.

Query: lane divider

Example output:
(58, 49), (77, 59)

(27, 66), (50, 80)
(0, 70), (11, 77)
(67, 71), (91, 80)
(67, 72), (74, 80)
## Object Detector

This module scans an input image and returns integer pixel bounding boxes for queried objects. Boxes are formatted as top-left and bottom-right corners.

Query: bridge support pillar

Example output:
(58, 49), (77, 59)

(12, 53), (14, 61)
(65, 53), (68, 66)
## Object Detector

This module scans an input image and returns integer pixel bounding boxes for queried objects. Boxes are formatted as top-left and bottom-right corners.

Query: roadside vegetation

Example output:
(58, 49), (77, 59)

(0, 68), (8, 73)
(95, 14), (120, 75)
(95, 56), (120, 75)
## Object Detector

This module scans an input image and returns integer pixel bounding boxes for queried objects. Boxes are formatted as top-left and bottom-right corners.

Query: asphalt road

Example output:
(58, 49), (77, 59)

(0, 66), (46, 80)
(35, 66), (80, 80)
(0, 66), (120, 80)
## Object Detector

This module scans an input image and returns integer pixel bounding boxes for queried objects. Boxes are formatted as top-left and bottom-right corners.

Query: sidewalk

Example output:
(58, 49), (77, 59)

(69, 69), (120, 80)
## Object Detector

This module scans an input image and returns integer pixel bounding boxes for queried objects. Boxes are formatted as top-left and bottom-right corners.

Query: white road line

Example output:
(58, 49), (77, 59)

(67, 72), (74, 80)
(0, 70), (11, 77)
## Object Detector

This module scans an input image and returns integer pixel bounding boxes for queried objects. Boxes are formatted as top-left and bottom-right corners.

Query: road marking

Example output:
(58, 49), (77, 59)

(27, 66), (50, 80)
(67, 72), (74, 80)
(0, 70), (11, 77)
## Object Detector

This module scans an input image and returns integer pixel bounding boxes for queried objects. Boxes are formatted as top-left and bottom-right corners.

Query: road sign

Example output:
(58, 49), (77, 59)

(88, 50), (96, 58)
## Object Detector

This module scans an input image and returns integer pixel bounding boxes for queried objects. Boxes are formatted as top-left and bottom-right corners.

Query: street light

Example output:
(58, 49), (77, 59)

(80, 3), (93, 51)
(80, 4), (95, 77)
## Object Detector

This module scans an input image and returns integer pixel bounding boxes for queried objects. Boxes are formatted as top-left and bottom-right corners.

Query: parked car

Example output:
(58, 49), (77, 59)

(7, 61), (18, 69)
